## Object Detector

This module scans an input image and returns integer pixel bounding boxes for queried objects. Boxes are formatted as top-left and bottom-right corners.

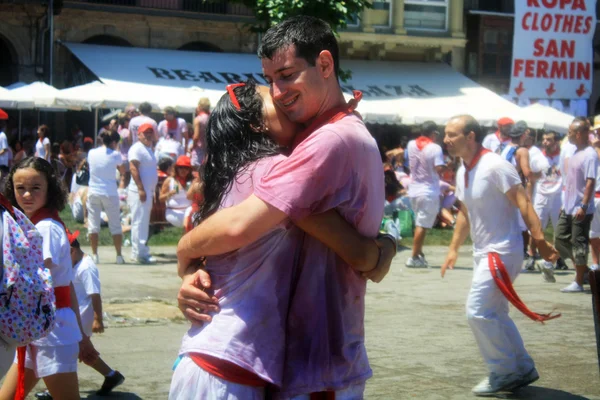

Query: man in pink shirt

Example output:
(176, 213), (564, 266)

(176, 16), (385, 398)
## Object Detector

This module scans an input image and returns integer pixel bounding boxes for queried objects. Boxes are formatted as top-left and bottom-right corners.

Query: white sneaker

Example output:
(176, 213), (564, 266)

(539, 261), (556, 283)
(522, 257), (536, 273)
(560, 281), (584, 293)
(91, 254), (99, 264)
(419, 254), (429, 268)
(116, 255), (125, 265)
(405, 256), (425, 268)
(590, 264), (599, 271)
(472, 373), (521, 396)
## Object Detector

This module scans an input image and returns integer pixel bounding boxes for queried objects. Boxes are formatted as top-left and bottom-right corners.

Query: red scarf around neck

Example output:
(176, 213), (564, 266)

(292, 91), (363, 148)
(415, 136), (433, 150)
(463, 146), (491, 189)
(175, 176), (188, 190)
(29, 207), (66, 230)
(167, 119), (178, 130)
(543, 148), (560, 158)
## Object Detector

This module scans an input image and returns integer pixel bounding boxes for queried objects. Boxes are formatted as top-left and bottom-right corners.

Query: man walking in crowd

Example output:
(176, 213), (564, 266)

(128, 123), (158, 264)
(482, 117), (514, 154)
(531, 131), (566, 278)
(500, 121), (541, 260)
(556, 118), (598, 293)
(158, 106), (188, 145)
(405, 121), (444, 268)
(191, 98), (210, 167)
(129, 102), (157, 144)
(176, 15), (385, 398)
(441, 114), (558, 396)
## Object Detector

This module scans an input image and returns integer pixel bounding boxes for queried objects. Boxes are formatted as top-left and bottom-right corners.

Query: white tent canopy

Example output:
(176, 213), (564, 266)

(517, 103), (574, 134)
(65, 42), (533, 126)
(0, 81), (60, 109)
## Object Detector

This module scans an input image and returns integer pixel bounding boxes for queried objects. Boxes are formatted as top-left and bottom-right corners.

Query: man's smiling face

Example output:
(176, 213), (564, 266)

(261, 45), (327, 124)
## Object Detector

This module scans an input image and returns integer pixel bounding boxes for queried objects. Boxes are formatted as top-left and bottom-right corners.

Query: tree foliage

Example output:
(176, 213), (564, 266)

(233, 0), (372, 34)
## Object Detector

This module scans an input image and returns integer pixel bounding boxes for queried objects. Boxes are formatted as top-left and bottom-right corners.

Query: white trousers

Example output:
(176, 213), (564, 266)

(533, 192), (561, 231)
(127, 188), (153, 260)
(169, 355), (265, 400)
(466, 252), (535, 377)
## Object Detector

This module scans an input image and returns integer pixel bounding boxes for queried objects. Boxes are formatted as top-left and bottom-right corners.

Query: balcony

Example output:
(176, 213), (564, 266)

(1, 0), (254, 16)
(69, 0), (252, 15)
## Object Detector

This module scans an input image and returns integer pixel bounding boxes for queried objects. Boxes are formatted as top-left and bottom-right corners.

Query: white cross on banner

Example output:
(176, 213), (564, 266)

(509, 0), (597, 100)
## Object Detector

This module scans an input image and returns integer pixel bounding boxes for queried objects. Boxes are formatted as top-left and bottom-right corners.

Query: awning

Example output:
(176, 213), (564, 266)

(64, 42), (527, 126)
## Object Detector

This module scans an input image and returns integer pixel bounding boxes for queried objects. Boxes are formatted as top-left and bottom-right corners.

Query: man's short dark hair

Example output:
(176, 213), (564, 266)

(70, 238), (80, 249)
(421, 121), (438, 136)
(139, 102), (152, 115)
(543, 131), (558, 141)
(258, 15), (340, 80)
(451, 114), (484, 144)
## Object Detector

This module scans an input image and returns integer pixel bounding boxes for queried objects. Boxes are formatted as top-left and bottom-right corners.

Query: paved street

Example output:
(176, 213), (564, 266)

(2, 245), (600, 399)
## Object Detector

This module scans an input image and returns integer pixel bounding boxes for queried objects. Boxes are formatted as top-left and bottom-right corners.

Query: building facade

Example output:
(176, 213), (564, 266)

(0, 0), (467, 89)
(464, 0), (600, 115)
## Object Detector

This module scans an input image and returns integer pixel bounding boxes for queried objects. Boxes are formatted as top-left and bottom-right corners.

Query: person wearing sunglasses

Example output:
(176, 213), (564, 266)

(176, 16), (389, 399)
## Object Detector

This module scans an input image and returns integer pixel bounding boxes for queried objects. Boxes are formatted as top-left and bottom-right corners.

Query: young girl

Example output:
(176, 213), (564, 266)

(0, 157), (98, 400)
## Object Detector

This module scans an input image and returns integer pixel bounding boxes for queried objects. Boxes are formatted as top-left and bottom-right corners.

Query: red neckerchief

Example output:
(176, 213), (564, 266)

(463, 146), (491, 188)
(0, 193), (14, 216)
(175, 176), (188, 189)
(488, 253), (560, 323)
(292, 91), (362, 148)
(167, 119), (178, 130)
(29, 207), (66, 231)
(415, 136), (433, 150)
(543, 148), (560, 158)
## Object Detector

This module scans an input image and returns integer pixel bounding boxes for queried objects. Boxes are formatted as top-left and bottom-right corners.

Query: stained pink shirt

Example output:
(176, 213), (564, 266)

(179, 156), (302, 387)
(254, 113), (384, 396)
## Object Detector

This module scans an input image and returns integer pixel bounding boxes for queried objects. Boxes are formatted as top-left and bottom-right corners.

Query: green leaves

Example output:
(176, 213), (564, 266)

(233, 0), (371, 34)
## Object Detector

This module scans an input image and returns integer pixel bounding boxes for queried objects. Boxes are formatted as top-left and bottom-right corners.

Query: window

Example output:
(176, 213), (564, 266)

(481, 28), (512, 77)
(404, 0), (448, 31)
(346, 13), (361, 28)
(372, 0), (392, 28)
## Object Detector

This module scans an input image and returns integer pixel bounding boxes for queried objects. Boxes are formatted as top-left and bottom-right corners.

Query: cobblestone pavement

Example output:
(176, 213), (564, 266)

(3, 245), (599, 399)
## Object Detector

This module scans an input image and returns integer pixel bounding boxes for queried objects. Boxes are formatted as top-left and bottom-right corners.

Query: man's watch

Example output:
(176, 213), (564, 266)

(579, 203), (588, 211)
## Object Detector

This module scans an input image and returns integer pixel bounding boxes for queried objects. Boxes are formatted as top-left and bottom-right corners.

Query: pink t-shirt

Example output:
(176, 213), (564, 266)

(191, 113), (209, 166)
(254, 113), (384, 396)
(179, 156), (302, 387)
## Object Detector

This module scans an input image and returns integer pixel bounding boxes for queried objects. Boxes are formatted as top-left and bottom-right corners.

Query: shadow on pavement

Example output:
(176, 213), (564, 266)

(496, 386), (592, 399)
(83, 391), (143, 399)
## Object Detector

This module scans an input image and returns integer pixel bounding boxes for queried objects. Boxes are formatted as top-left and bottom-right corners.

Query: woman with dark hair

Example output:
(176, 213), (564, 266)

(170, 80), (395, 399)
(160, 155), (193, 228)
(86, 130), (125, 265)
(35, 124), (51, 161)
